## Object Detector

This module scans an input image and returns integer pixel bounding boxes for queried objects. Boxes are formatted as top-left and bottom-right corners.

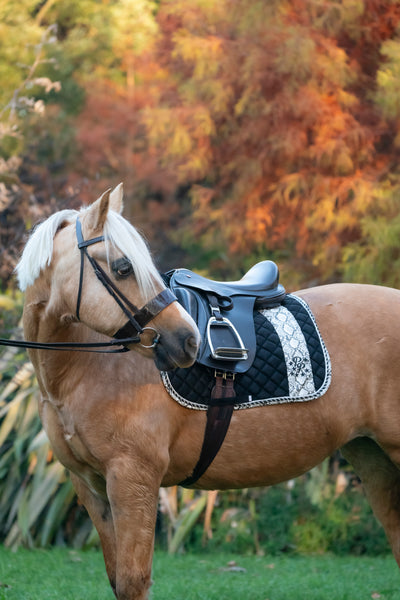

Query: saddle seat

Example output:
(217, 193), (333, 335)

(166, 260), (286, 374)
(176, 260), (285, 300)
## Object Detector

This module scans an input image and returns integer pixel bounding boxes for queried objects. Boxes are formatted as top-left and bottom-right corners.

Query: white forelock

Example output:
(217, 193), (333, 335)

(16, 206), (164, 297)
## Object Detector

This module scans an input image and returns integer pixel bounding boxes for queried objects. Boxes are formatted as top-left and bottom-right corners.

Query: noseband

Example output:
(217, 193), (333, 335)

(75, 217), (176, 349)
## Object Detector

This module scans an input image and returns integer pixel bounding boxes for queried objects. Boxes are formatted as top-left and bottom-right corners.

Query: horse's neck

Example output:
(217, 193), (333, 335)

(23, 290), (159, 403)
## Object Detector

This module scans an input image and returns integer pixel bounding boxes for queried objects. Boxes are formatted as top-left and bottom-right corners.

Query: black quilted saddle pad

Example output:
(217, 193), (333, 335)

(161, 294), (331, 410)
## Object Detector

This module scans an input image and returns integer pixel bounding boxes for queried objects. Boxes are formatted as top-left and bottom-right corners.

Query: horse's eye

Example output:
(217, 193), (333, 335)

(112, 258), (134, 278)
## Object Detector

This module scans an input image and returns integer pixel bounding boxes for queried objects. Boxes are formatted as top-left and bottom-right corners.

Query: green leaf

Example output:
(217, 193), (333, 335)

(169, 493), (207, 553)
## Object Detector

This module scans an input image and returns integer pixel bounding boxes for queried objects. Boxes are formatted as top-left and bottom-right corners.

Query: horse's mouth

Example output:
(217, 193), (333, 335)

(154, 352), (177, 372)
(153, 331), (199, 371)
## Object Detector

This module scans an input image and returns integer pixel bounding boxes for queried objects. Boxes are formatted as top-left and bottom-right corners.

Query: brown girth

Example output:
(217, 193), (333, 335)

(178, 372), (236, 487)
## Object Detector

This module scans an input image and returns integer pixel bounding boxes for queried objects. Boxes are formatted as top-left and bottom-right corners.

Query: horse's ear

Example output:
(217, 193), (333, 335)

(109, 183), (124, 214)
(86, 184), (123, 231)
(87, 188), (112, 231)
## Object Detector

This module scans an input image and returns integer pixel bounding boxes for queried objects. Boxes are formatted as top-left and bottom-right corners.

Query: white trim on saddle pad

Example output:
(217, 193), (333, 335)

(161, 294), (332, 410)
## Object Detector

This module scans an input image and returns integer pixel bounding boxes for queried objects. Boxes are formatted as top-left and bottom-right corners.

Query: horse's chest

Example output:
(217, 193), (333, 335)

(41, 398), (103, 477)
(63, 426), (93, 464)
(60, 423), (107, 496)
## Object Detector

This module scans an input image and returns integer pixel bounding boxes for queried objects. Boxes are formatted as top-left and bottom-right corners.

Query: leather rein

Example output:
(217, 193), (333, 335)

(0, 216), (176, 353)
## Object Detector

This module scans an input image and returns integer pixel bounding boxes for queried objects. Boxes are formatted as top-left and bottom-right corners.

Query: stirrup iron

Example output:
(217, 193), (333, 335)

(206, 316), (249, 361)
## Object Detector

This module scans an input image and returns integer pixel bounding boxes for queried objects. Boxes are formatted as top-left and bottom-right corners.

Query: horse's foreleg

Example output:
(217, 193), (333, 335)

(341, 437), (400, 565)
(70, 473), (117, 596)
(106, 458), (161, 600)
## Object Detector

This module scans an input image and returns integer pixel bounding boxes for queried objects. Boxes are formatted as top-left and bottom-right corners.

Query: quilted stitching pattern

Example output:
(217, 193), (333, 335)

(235, 312), (289, 398)
(168, 363), (214, 403)
(163, 295), (330, 409)
(284, 296), (326, 389)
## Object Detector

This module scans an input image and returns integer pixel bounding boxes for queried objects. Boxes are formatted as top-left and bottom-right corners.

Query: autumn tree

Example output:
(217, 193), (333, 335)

(342, 22), (400, 286)
(3, 0), (400, 286)
(0, 0), (121, 282)
(139, 0), (400, 283)
(0, 3), (64, 283)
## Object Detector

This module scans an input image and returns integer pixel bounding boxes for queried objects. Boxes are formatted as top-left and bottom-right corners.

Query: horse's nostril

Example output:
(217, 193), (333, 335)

(185, 334), (199, 355)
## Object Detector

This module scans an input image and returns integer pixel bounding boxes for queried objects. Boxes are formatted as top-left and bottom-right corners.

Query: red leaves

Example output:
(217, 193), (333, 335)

(67, 0), (400, 284)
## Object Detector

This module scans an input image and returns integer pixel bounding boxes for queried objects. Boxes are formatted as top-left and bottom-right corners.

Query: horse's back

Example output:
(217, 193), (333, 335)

(297, 282), (400, 410)
(297, 282), (400, 329)
(297, 281), (400, 303)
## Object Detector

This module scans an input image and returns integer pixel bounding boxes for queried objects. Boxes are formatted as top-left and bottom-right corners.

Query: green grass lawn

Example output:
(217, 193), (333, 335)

(0, 546), (398, 600)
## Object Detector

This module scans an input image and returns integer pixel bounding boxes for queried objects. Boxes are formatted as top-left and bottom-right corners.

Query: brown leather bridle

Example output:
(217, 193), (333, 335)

(0, 217), (177, 354)
(75, 216), (177, 349)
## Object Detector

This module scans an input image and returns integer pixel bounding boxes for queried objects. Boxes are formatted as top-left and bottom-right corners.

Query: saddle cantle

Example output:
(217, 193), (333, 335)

(164, 260), (286, 374)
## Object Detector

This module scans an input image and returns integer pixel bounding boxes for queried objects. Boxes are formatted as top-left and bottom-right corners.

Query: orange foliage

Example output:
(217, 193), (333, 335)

(70, 0), (400, 281)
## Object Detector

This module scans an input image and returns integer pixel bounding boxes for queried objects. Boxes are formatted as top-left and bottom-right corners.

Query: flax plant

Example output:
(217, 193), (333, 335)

(159, 487), (210, 553)
(0, 348), (81, 549)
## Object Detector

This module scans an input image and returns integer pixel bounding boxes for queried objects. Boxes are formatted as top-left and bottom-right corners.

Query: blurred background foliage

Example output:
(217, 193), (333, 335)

(1, 0), (399, 555)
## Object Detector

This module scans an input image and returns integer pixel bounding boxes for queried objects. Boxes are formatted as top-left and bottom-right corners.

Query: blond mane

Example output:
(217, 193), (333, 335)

(16, 210), (78, 292)
(16, 207), (163, 297)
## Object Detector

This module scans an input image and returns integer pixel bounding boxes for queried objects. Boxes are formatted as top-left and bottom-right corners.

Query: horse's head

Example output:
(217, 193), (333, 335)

(17, 185), (200, 370)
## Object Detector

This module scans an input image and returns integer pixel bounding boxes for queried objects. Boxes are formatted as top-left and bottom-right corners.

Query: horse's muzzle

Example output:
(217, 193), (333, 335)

(154, 327), (200, 371)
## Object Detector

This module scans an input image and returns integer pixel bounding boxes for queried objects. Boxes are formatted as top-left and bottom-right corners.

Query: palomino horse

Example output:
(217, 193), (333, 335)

(16, 185), (400, 599)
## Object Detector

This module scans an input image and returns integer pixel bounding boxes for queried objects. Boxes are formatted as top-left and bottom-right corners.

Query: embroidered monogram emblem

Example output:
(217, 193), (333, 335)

(288, 356), (311, 378)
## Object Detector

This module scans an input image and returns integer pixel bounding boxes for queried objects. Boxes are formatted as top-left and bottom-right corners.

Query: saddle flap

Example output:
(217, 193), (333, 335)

(165, 261), (286, 374)
(174, 284), (258, 373)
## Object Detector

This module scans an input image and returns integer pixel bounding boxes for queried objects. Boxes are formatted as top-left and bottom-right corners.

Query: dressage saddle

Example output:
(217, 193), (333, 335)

(165, 260), (286, 374)
(164, 261), (286, 487)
